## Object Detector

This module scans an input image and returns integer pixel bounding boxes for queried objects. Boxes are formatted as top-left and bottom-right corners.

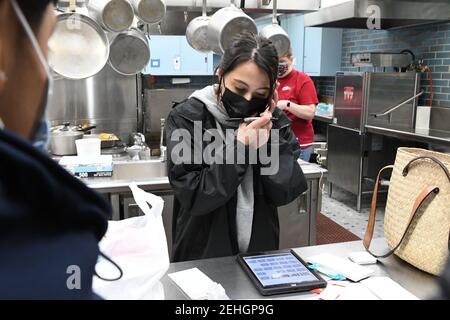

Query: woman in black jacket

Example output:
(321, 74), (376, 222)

(167, 32), (308, 262)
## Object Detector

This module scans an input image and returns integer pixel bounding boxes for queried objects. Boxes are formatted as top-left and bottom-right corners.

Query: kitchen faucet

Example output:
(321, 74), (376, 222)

(126, 132), (150, 160)
(160, 118), (167, 161)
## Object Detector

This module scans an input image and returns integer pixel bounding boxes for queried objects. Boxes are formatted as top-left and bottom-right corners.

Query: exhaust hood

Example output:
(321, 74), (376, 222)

(304, 0), (450, 29)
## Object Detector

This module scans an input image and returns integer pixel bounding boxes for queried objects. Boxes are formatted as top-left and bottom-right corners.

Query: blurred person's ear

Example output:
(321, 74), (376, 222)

(0, 0), (15, 94)
(0, 1), (55, 140)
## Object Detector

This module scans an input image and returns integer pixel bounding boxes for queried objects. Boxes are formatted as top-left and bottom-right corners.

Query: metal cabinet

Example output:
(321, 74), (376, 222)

(277, 192), (310, 249)
(277, 176), (322, 249)
(303, 27), (343, 76)
(279, 14), (305, 71)
(144, 35), (214, 76)
(328, 72), (423, 211)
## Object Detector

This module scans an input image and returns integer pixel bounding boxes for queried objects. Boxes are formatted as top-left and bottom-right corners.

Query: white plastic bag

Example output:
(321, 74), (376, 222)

(93, 183), (170, 300)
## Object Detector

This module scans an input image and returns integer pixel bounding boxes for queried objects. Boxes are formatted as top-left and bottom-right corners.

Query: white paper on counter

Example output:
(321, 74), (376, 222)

(307, 253), (374, 282)
(318, 281), (351, 300)
(360, 277), (419, 300)
(168, 268), (229, 300)
(337, 283), (380, 300)
(318, 277), (419, 300)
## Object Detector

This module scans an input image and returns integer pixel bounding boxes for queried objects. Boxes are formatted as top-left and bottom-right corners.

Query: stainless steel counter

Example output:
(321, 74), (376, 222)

(84, 160), (327, 194)
(160, 238), (439, 300)
(366, 125), (450, 147)
(84, 176), (170, 194)
(314, 114), (334, 124)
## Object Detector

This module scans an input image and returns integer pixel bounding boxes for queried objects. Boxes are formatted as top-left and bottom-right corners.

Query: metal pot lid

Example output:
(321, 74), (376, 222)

(219, 16), (257, 53)
(186, 16), (211, 52)
(269, 34), (290, 57)
(102, 0), (135, 32)
(258, 0), (290, 57)
(133, 0), (166, 24)
(207, 5), (257, 55)
(186, 0), (211, 52)
(51, 122), (85, 136)
(48, 12), (110, 80)
(109, 29), (150, 75)
(261, 24), (290, 57)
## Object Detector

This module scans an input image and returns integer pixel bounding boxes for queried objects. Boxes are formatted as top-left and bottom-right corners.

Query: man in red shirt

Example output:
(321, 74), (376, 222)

(277, 48), (318, 162)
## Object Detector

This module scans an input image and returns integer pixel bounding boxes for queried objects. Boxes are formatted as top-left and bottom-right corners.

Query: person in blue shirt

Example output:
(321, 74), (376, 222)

(0, 0), (111, 299)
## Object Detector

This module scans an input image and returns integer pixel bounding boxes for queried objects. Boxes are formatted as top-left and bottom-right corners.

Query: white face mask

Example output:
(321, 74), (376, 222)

(10, 0), (53, 146)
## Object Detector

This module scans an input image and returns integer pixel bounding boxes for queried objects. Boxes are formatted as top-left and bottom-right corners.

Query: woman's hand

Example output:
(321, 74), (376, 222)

(237, 110), (273, 149)
(277, 100), (290, 111)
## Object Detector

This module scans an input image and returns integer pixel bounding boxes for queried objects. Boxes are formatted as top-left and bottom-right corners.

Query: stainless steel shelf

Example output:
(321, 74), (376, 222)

(365, 125), (450, 147)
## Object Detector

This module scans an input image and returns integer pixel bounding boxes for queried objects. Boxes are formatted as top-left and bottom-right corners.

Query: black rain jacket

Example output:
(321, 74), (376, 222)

(166, 97), (307, 262)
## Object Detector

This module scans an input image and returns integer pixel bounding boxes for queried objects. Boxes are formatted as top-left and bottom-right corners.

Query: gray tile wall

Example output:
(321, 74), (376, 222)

(313, 22), (450, 107)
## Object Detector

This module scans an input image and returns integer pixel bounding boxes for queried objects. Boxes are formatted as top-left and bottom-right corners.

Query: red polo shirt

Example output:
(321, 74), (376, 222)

(277, 69), (318, 148)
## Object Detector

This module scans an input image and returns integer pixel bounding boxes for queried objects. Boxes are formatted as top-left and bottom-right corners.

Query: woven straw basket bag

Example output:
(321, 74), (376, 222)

(364, 148), (450, 276)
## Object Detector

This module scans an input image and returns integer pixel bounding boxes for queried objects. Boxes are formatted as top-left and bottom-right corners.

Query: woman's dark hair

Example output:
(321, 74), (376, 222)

(16, 0), (58, 30)
(216, 32), (279, 103)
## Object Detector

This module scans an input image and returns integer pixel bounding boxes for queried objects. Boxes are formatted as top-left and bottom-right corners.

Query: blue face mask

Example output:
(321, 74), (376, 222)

(32, 107), (50, 152)
(11, 0), (54, 151)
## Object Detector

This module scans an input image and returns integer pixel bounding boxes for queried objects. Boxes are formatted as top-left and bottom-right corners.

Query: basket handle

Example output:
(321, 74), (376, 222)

(363, 165), (393, 256)
(363, 166), (441, 258)
(402, 155), (450, 182)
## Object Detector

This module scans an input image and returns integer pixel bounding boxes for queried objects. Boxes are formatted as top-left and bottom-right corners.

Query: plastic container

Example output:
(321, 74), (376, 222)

(76, 138), (101, 157)
(415, 106), (431, 130)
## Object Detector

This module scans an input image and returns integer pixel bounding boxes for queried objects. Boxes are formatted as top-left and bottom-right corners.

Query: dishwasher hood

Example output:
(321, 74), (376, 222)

(304, 0), (450, 29)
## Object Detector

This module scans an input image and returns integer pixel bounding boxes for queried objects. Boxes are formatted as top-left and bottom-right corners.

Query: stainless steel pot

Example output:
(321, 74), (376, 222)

(50, 123), (84, 156)
(108, 28), (150, 75)
(130, 0), (166, 24)
(87, 0), (135, 32)
(50, 123), (97, 155)
(207, 1), (257, 55)
(259, 0), (290, 57)
(48, 11), (110, 79)
(185, 0), (211, 52)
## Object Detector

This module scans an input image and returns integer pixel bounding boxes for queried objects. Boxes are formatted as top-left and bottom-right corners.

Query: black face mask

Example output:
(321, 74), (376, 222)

(278, 63), (289, 77)
(221, 87), (268, 118)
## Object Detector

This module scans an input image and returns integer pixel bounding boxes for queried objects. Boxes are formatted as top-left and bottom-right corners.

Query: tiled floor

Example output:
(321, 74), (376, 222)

(320, 179), (385, 240)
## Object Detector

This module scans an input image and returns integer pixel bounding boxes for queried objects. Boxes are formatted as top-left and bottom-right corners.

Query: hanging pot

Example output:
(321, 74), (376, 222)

(48, 11), (110, 79)
(130, 0), (166, 24)
(207, 0), (257, 55)
(108, 28), (151, 75)
(87, 0), (135, 33)
(259, 0), (290, 57)
(185, 0), (211, 52)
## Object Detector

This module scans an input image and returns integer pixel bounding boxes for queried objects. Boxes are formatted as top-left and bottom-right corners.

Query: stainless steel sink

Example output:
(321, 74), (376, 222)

(112, 159), (167, 180)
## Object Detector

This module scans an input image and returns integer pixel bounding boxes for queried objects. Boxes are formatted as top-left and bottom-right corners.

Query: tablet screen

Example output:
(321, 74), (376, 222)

(243, 253), (319, 287)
